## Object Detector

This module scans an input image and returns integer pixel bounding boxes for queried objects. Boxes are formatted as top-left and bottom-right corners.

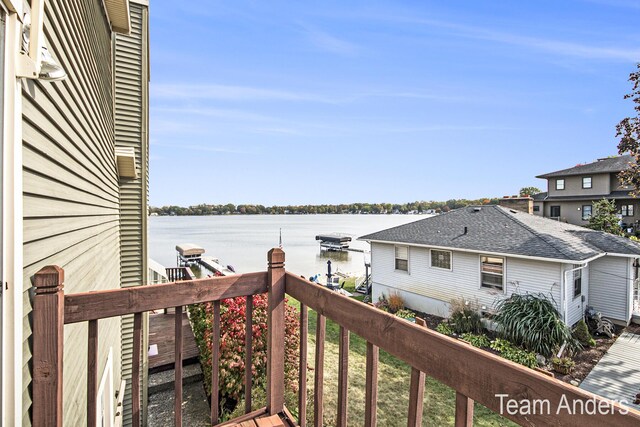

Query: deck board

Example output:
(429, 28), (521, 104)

(580, 331), (640, 410)
(148, 311), (199, 371)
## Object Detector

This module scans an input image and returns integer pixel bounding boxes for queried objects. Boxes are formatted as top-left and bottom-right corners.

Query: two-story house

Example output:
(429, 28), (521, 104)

(534, 155), (638, 227)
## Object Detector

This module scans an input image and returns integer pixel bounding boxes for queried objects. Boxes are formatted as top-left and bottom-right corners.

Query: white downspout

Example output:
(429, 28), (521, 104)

(1, 6), (22, 427)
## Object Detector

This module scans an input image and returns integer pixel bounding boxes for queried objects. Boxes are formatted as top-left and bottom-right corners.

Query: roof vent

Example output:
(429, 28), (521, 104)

(473, 207), (482, 212)
(510, 209), (518, 214)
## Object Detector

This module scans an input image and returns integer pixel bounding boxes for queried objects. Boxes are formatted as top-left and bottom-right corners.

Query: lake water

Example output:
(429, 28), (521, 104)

(149, 215), (423, 277)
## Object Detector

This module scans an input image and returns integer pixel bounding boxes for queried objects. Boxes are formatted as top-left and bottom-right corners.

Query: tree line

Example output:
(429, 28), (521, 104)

(150, 198), (503, 216)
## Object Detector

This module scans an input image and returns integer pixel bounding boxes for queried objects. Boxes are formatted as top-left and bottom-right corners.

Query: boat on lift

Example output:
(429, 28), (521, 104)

(315, 233), (352, 251)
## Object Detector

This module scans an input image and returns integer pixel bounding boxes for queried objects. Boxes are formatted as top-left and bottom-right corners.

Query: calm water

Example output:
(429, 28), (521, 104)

(149, 215), (423, 277)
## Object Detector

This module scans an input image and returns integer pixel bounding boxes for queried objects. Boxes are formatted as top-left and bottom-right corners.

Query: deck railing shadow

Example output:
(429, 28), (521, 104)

(32, 249), (640, 426)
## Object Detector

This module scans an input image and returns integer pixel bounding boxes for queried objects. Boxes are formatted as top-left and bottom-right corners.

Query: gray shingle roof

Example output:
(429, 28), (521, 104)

(537, 155), (633, 179)
(359, 205), (640, 261)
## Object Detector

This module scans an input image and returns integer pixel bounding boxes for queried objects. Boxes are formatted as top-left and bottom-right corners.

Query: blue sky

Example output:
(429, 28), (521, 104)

(149, 0), (640, 206)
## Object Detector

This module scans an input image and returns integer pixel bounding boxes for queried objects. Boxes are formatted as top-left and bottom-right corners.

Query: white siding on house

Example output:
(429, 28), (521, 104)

(564, 264), (588, 326)
(589, 256), (631, 323)
(370, 243), (562, 317)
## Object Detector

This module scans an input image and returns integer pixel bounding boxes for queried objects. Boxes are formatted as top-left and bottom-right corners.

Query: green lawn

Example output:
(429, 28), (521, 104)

(287, 279), (516, 426)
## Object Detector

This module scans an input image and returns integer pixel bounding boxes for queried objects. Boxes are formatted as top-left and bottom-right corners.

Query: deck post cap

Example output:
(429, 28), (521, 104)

(267, 248), (285, 268)
(33, 265), (64, 292)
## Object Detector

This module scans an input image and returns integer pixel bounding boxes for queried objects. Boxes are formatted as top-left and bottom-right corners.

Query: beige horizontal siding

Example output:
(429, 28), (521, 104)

(22, 0), (121, 425)
(114, 2), (149, 425)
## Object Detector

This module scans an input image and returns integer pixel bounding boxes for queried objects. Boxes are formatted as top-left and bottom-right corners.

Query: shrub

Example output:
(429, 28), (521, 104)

(490, 338), (538, 369)
(387, 292), (405, 314)
(394, 308), (415, 320)
(573, 319), (596, 347)
(436, 321), (454, 336)
(449, 298), (483, 334)
(460, 333), (491, 348)
(374, 294), (390, 312)
(493, 293), (579, 358)
(189, 294), (300, 416)
(551, 357), (575, 375)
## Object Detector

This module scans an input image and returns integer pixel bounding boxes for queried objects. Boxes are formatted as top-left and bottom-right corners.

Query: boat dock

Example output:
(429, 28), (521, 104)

(198, 256), (238, 275)
(316, 233), (352, 251)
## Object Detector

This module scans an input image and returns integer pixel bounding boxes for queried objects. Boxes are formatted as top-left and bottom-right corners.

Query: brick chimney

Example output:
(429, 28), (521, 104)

(499, 196), (533, 214)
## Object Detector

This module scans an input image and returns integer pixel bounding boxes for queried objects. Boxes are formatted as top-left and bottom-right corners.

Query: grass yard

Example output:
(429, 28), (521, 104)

(286, 278), (516, 427)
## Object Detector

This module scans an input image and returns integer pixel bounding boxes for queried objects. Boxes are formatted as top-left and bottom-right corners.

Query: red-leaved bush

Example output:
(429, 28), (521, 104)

(189, 294), (300, 414)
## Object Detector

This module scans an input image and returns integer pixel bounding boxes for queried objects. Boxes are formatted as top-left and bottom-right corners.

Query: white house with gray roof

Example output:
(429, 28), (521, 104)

(360, 205), (640, 326)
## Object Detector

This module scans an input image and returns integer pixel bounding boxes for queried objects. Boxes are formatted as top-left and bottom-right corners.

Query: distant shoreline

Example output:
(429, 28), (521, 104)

(149, 198), (500, 217)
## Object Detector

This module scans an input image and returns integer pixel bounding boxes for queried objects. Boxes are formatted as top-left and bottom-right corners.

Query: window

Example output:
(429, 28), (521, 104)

(430, 249), (451, 270)
(550, 205), (561, 218)
(533, 205), (540, 212)
(395, 246), (408, 271)
(573, 266), (582, 298)
(622, 204), (634, 217)
(481, 256), (504, 290)
(556, 179), (565, 190)
(582, 177), (592, 189)
(582, 205), (592, 220)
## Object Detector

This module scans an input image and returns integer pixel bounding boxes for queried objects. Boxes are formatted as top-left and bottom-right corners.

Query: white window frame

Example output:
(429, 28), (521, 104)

(394, 245), (409, 273)
(429, 249), (452, 271)
(479, 255), (505, 291)
(582, 176), (592, 189)
(556, 179), (565, 190)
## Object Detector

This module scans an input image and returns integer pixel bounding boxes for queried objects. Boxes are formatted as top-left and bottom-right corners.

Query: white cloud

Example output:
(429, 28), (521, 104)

(379, 15), (640, 61)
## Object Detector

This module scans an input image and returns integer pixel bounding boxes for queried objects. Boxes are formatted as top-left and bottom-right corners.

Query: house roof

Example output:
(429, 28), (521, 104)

(532, 192), (547, 201)
(536, 155), (633, 179)
(359, 205), (640, 262)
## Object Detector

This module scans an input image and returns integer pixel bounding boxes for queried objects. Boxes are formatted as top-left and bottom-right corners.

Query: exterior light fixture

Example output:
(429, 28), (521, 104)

(17, 3), (67, 81)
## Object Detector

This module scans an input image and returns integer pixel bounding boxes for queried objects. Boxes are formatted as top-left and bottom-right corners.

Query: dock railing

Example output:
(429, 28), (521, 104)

(32, 249), (640, 426)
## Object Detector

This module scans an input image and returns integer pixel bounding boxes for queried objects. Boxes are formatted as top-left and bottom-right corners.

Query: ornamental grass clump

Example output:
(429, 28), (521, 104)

(449, 298), (483, 334)
(493, 293), (579, 358)
(189, 294), (300, 416)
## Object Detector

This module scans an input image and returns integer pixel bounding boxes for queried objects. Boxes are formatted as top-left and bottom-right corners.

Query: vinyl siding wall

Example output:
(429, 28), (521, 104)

(547, 174), (610, 198)
(588, 256), (631, 323)
(21, 1), (121, 425)
(114, 3), (149, 425)
(564, 264), (588, 326)
(370, 243), (562, 316)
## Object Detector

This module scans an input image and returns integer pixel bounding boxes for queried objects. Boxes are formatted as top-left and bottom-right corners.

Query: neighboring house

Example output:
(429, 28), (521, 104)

(1, 1), (149, 426)
(360, 203), (640, 327)
(534, 155), (638, 227)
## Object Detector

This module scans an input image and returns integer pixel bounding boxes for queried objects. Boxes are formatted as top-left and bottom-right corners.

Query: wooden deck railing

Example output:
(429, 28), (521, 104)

(165, 266), (195, 282)
(32, 249), (640, 427)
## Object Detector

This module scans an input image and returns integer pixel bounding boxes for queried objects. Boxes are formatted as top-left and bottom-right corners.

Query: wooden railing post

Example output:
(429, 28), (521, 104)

(267, 248), (286, 415)
(32, 265), (65, 427)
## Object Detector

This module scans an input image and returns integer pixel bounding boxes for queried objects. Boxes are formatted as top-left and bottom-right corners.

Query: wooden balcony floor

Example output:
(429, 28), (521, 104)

(218, 408), (296, 427)
(228, 414), (286, 427)
(148, 310), (199, 371)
